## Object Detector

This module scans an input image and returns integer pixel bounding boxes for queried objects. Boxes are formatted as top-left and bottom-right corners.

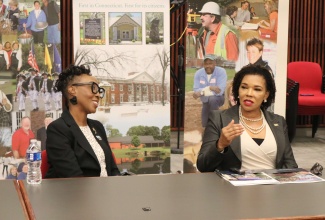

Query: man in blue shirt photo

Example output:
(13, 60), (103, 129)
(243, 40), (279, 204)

(193, 54), (227, 127)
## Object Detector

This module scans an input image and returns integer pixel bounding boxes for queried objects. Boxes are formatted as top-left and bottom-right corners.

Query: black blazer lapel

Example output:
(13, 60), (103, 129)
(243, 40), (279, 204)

(263, 110), (285, 166)
(61, 111), (99, 164)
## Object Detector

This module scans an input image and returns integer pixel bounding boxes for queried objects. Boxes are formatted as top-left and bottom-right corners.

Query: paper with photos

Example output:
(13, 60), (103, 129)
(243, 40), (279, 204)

(220, 172), (279, 186)
(268, 171), (325, 184)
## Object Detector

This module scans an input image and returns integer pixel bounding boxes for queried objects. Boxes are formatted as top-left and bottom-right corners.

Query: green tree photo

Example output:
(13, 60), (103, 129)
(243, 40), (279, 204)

(161, 126), (170, 146)
(127, 125), (160, 140)
(106, 125), (122, 137)
(131, 135), (141, 148)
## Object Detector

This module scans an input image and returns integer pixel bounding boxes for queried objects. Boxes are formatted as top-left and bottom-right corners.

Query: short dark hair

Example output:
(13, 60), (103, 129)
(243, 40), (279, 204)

(34, 1), (40, 5)
(241, 1), (250, 6)
(232, 65), (276, 109)
(246, 38), (264, 51)
(210, 14), (221, 24)
(226, 6), (238, 16)
(54, 65), (91, 101)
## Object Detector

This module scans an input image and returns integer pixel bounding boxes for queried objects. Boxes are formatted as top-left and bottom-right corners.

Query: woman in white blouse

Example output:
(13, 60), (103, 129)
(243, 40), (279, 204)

(197, 65), (297, 172)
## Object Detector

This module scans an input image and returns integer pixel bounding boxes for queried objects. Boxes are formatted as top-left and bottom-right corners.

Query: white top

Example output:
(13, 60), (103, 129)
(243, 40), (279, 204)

(12, 49), (22, 69)
(29, 76), (36, 89)
(222, 15), (244, 29)
(79, 126), (108, 177)
(42, 79), (48, 92)
(235, 8), (251, 22)
(34, 9), (41, 19)
(17, 80), (23, 94)
(240, 114), (277, 170)
(207, 74), (212, 81)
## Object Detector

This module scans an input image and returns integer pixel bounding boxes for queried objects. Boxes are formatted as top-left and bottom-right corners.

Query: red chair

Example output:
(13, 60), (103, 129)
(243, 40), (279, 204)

(287, 62), (325, 137)
(41, 150), (49, 179)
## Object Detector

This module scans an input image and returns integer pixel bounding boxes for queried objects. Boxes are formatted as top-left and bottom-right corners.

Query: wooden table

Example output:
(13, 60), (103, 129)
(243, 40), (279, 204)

(239, 17), (277, 43)
(0, 180), (29, 219)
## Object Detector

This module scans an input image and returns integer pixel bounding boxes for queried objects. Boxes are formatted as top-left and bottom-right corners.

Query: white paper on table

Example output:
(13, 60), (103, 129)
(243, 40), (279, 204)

(241, 22), (259, 30)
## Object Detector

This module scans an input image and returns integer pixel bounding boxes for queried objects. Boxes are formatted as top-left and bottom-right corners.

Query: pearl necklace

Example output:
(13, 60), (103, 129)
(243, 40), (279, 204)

(239, 107), (263, 122)
(239, 107), (266, 134)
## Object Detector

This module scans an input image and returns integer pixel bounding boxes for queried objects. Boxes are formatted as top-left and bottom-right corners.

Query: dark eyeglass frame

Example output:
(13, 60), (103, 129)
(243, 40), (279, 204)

(72, 82), (105, 98)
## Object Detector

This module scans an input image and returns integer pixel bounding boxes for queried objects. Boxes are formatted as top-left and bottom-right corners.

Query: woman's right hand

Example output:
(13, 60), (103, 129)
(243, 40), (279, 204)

(217, 119), (244, 151)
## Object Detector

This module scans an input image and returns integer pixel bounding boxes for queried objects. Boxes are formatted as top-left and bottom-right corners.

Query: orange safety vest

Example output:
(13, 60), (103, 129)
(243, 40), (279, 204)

(197, 23), (235, 60)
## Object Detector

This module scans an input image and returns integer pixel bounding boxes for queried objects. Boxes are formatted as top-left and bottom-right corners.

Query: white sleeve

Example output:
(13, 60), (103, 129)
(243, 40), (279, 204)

(4, 52), (9, 65)
(17, 49), (22, 69)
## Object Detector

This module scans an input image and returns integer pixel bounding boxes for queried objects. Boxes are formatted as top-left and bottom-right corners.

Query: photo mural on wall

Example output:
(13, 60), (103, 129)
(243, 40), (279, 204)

(184, 0), (287, 173)
(0, 0), (62, 180)
(73, 0), (171, 174)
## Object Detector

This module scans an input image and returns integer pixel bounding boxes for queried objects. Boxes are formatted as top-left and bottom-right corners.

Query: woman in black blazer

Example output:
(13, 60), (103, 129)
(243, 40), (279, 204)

(197, 66), (297, 172)
(45, 65), (120, 178)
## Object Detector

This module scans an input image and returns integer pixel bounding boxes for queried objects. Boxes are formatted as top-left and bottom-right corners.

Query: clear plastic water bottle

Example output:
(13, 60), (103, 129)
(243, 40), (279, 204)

(26, 139), (42, 184)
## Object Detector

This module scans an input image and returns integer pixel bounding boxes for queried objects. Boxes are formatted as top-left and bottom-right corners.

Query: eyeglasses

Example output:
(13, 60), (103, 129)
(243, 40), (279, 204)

(72, 82), (105, 98)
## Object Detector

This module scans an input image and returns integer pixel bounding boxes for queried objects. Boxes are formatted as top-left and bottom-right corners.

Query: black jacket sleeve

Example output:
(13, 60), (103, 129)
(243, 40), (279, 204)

(45, 119), (84, 178)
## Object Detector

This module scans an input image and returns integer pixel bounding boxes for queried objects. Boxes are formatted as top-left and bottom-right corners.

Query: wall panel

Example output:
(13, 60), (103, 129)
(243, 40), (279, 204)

(61, 1), (74, 69)
(61, 1), (325, 129)
(170, 3), (186, 130)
